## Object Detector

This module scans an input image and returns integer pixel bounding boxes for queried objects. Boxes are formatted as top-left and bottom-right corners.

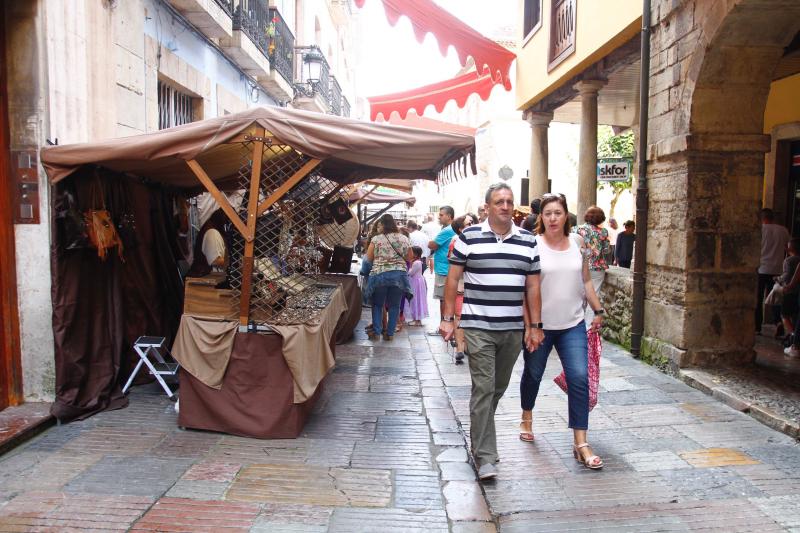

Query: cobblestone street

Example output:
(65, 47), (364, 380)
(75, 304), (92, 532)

(1, 310), (800, 531)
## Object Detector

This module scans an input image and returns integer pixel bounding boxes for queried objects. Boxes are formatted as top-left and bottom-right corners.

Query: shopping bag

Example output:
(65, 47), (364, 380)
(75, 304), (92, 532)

(554, 328), (601, 411)
(764, 282), (784, 306)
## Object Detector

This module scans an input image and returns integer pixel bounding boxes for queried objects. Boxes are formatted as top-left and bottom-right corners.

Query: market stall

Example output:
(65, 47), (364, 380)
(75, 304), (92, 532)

(41, 106), (475, 437)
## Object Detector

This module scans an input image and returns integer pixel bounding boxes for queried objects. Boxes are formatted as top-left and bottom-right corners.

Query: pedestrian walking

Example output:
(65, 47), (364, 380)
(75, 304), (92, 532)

(440, 183), (543, 481)
(407, 220), (430, 273)
(421, 212), (441, 272)
(404, 246), (429, 326)
(519, 193), (605, 469)
(447, 213), (477, 363)
(428, 206), (455, 334)
(757, 208), (790, 335)
(777, 238), (800, 348)
(365, 214), (412, 341)
(574, 206), (610, 326)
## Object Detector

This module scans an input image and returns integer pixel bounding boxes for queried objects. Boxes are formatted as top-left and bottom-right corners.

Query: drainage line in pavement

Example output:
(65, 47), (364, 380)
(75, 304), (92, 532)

(630, 0), (651, 357)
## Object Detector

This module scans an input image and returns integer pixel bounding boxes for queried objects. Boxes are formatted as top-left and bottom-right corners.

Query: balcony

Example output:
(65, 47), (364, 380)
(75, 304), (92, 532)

(293, 45), (332, 113)
(329, 76), (342, 116)
(342, 95), (351, 118)
(218, 0), (271, 78)
(169, 0), (233, 38)
(256, 7), (295, 101)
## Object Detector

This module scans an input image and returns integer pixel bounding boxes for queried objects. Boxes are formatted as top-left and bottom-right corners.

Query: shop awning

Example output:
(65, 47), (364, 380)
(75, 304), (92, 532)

(356, 0), (514, 121)
(41, 106), (476, 187)
(354, 0), (514, 88)
(349, 188), (415, 205)
(369, 72), (495, 121)
(381, 111), (477, 136)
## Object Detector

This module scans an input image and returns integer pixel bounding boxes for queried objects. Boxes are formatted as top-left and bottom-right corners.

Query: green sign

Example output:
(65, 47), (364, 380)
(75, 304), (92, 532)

(597, 158), (632, 182)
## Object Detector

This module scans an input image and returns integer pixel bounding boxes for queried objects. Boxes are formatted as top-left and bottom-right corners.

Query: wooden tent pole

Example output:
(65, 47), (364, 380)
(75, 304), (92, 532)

(238, 128), (267, 327)
(256, 158), (321, 217)
(186, 159), (250, 240)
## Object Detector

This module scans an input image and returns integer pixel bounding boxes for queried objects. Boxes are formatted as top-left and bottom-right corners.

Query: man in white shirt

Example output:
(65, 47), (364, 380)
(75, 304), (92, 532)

(407, 220), (430, 264)
(421, 212), (441, 272)
(757, 208), (791, 333)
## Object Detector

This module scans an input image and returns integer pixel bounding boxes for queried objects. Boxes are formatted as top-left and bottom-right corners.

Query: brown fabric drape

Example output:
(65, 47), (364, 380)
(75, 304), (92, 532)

(178, 332), (322, 439)
(50, 167), (185, 422)
(171, 315), (239, 390)
(319, 274), (362, 344)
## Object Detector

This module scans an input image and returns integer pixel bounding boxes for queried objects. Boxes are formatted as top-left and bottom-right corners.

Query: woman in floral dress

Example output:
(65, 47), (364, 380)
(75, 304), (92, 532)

(574, 206), (610, 327)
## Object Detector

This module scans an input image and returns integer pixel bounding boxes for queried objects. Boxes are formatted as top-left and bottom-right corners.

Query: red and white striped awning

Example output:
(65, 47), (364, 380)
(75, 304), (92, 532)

(355, 0), (515, 121)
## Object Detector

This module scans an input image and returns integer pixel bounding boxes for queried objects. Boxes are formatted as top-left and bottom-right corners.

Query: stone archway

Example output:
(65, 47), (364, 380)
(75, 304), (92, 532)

(644, 0), (800, 367)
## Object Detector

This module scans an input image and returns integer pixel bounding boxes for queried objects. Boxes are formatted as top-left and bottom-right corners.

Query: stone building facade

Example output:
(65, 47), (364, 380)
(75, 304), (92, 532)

(516, 0), (800, 368)
(0, 0), (358, 408)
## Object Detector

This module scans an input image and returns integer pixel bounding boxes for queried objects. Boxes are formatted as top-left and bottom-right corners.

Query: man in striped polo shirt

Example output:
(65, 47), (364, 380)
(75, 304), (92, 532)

(440, 182), (543, 481)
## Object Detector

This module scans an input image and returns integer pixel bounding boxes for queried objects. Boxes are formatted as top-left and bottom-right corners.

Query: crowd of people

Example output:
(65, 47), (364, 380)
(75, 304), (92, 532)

(358, 184), (630, 481)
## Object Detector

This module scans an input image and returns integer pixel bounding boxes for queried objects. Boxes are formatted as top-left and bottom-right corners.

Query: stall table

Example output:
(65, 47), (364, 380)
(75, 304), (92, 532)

(176, 275), (360, 438)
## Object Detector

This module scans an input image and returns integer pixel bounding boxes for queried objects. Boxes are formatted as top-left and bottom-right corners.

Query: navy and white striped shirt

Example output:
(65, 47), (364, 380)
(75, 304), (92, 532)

(449, 221), (540, 331)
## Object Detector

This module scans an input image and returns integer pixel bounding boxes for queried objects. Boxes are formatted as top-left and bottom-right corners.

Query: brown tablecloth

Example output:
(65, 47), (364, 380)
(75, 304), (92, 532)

(319, 274), (361, 344)
(270, 286), (348, 403)
(171, 315), (238, 389)
(178, 332), (322, 439)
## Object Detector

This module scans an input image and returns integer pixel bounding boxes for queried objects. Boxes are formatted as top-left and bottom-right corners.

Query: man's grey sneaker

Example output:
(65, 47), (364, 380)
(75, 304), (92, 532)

(478, 463), (498, 481)
(455, 351), (465, 363)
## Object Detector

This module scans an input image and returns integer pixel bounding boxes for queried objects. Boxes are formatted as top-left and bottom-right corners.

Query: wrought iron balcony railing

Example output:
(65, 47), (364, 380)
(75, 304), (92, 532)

(233, 0), (270, 56)
(329, 76), (342, 115)
(212, 0), (234, 16)
(267, 7), (295, 83)
(342, 95), (350, 118)
(294, 45), (331, 106)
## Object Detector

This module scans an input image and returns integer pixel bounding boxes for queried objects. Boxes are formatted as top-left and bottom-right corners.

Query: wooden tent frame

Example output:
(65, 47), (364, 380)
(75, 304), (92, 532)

(185, 128), (322, 327)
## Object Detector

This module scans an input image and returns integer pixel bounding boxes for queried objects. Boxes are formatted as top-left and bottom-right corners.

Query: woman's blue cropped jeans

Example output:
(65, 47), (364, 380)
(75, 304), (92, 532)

(520, 322), (589, 429)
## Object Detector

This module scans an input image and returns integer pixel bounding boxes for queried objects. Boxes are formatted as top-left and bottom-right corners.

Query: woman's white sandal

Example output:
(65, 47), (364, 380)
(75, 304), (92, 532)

(519, 419), (534, 442)
(573, 443), (603, 469)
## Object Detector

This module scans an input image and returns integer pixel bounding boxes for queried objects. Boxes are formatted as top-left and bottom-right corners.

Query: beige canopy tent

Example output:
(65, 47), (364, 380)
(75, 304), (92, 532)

(42, 106), (476, 188)
(41, 106), (476, 328)
(41, 106), (476, 426)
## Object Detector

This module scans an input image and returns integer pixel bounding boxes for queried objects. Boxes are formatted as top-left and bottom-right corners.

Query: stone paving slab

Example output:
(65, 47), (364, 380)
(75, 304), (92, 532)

(2, 308), (799, 531)
(0, 491), (153, 532)
(130, 497), (260, 532)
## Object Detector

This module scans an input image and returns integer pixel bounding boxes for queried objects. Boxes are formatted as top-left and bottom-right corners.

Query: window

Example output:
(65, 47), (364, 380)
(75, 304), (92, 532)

(158, 80), (197, 130)
(523, 0), (542, 41)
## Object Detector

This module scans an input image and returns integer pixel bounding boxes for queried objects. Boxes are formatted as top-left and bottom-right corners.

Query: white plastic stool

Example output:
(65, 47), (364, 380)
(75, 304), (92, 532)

(122, 336), (180, 400)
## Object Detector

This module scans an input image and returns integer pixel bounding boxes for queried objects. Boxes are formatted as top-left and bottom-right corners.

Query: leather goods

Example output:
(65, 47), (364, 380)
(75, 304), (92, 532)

(57, 188), (91, 250)
(330, 198), (353, 224)
(85, 209), (124, 261)
(85, 176), (124, 261)
(328, 245), (353, 274)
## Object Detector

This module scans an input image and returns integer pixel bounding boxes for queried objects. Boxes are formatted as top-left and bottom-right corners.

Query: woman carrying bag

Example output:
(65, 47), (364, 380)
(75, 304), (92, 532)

(365, 214), (413, 341)
(519, 193), (605, 469)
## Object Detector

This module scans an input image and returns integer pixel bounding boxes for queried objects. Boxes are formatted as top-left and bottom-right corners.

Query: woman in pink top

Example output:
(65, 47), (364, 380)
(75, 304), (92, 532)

(519, 194), (606, 469)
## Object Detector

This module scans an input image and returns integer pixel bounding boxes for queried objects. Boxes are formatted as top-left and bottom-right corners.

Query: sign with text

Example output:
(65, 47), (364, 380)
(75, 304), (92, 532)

(597, 158), (632, 182)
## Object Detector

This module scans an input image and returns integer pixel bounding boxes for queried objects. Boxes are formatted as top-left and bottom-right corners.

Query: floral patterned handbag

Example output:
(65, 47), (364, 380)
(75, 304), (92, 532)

(553, 328), (601, 410)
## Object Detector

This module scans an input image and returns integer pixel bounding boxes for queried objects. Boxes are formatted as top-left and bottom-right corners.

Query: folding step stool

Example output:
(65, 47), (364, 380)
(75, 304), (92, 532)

(122, 336), (180, 400)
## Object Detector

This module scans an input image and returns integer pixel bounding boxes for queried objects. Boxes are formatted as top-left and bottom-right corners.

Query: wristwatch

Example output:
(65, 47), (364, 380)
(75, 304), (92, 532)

(528, 322), (543, 329)
(441, 316), (455, 322)
(594, 308), (605, 315)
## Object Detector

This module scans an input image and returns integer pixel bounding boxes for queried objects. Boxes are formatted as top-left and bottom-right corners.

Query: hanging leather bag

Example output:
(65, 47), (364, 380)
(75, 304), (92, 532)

(85, 175), (124, 261)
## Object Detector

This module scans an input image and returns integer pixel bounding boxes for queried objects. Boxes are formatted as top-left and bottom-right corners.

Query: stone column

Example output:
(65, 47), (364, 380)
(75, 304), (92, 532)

(574, 80), (606, 218)
(526, 111), (554, 202)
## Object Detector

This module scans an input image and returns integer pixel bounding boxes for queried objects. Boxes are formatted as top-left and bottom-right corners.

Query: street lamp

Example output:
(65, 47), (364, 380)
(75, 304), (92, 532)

(303, 48), (324, 84)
